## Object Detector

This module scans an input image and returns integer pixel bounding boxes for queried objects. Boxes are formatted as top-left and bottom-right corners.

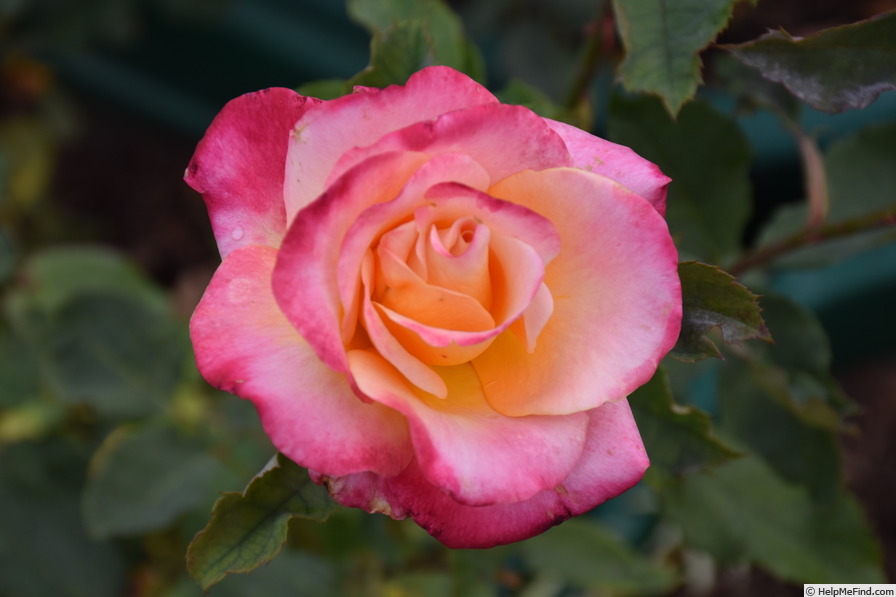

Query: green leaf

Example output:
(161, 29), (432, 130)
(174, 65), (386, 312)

(827, 120), (896, 221)
(4, 246), (187, 418)
(496, 78), (564, 121)
(522, 519), (676, 593)
(82, 423), (235, 539)
(0, 440), (125, 597)
(0, 326), (42, 408)
(608, 96), (753, 262)
(672, 262), (770, 361)
(717, 356), (842, 499)
(723, 11), (896, 113)
(10, 246), (167, 312)
(164, 550), (336, 597)
(664, 457), (884, 583)
(296, 78), (352, 101)
(7, 291), (187, 418)
(612, 0), (741, 116)
(348, 0), (484, 87)
(351, 20), (434, 89)
(630, 368), (739, 484)
(186, 453), (337, 591)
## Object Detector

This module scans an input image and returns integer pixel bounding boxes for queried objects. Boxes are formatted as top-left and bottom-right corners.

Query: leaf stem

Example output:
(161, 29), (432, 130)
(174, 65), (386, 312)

(728, 207), (896, 277)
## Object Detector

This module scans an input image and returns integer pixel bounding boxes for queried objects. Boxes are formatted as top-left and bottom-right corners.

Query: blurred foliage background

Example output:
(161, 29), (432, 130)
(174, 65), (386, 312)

(1, 0), (895, 595)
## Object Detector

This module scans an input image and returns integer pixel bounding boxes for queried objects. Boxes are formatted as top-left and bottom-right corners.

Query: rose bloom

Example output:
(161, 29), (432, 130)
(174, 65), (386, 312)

(187, 66), (681, 548)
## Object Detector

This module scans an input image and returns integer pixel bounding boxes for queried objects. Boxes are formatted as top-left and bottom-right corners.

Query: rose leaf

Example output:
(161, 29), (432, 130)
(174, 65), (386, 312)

(608, 96), (752, 263)
(0, 441), (126, 597)
(348, 0), (484, 87)
(629, 367), (740, 485)
(522, 519), (677, 593)
(671, 262), (771, 361)
(722, 11), (896, 114)
(664, 457), (885, 583)
(82, 423), (235, 539)
(717, 355), (843, 500)
(612, 0), (743, 116)
(186, 453), (337, 591)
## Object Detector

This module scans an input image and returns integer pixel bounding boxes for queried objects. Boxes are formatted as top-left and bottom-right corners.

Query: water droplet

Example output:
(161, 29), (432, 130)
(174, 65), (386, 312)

(232, 226), (244, 241)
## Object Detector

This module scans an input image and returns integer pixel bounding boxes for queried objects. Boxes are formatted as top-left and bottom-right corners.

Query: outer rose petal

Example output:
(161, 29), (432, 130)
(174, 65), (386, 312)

(284, 66), (498, 220)
(476, 168), (681, 416)
(315, 398), (648, 548)
(190, 244), (411, 477)
(346, 350), (589, 507)
(185, 88), (320, 257)
(333, 102), (572, 188)
(545, 118), (671, 216)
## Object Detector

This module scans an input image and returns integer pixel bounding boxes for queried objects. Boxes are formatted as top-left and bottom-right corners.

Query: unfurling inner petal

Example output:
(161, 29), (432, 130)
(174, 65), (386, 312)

(354, 183), (561, 392)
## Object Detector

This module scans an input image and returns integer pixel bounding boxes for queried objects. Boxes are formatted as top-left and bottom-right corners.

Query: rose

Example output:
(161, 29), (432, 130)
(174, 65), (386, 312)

(186, 66), (681, 548)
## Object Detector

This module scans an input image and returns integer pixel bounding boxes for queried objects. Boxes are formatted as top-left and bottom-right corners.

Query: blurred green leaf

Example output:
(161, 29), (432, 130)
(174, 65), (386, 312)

(8, 291), (187, 418)
(717, 356), (842, 499)
(0, 440), (125, 597)
(496, 78), (564, 121)
(630, 367), (740, 484)
(351, 19), (434, 89)
(664, 456), (884, 583)
(756, 294), (847, 400)
(4, 248), (188, 418)
(0, 326), (42, 408)
(715, 294), (851, 497)
(522, 518), (676, 594)
(0, 228), (16, 283)
(165, 549), (335, 597)
(827, 120), (896, 221)
(723, 11), (896, 113)
(10, 247), (167, 312)
(385, 573), (454, 597)
(612, 0), (741, 116)
(296, 78), (352, 100)
(348, 0), (484, 87)
(187, 453), (337, 591)
(608, 96), (752, 262)
(82, 423), (235, 539)
(672, 262), (770, 361)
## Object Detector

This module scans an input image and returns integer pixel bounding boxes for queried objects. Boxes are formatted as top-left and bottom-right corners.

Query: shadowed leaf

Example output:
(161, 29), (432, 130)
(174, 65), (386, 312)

(187, 454), (337, 591)
(672, 262), (770, 361)
(723, 11), (896, 113)
(630, 368), (740, 484)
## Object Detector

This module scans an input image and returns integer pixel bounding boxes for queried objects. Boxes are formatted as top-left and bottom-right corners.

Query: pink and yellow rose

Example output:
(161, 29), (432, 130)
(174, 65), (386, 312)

(187, 66), (681, 548)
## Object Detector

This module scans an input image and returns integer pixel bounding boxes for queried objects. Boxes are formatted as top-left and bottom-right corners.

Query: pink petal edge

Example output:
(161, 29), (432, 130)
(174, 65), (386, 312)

(185, 87), (321, 257)
(314, 398), (648, 548)
(190, 244), (412, 477)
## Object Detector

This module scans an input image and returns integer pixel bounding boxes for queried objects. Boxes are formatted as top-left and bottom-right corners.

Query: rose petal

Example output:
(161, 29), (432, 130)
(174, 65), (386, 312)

(191, 245), (412, 476)
(474, 168), (681, 416)
(360, 249), (449, 397)
(423, 220), (492, 308)
(345, 349), (589, 507)
(545, 118), (671, 216)
(334, 102), (572, 189)
(185, 88), (320, 257)
(510, 282), (554, 352)
(273, 151), (430, 374)
(284, 66), (498, 221)
(315, 398), (647, 548)
(336, 153), (492, 341)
